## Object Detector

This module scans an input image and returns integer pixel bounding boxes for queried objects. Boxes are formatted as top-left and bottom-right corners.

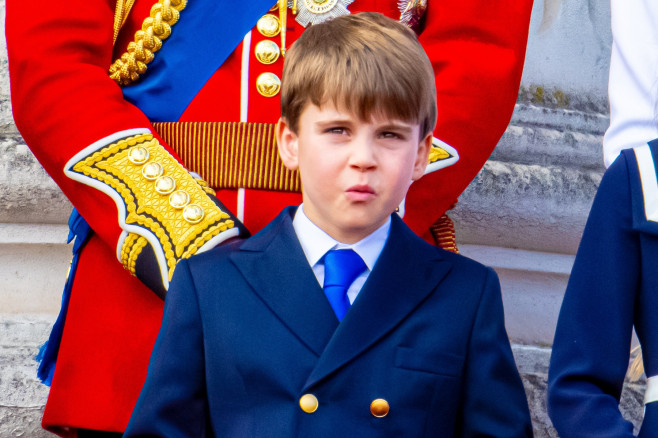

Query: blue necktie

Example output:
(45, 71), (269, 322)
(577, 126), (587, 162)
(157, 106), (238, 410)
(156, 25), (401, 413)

(323, 249), (367, 321)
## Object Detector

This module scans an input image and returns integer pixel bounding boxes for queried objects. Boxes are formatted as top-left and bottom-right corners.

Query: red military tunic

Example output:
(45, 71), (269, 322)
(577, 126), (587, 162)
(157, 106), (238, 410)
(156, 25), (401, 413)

(6, 0), (532, 434)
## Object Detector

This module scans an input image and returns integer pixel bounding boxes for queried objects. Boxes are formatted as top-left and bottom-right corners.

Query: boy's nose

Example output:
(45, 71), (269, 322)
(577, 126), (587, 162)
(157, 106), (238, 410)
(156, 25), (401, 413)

(349, 139), (377, 171)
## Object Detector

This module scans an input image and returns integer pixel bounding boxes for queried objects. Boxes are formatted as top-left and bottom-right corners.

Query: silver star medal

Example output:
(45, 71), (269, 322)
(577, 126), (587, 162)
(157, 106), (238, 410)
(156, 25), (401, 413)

(289, 0), (355, 27)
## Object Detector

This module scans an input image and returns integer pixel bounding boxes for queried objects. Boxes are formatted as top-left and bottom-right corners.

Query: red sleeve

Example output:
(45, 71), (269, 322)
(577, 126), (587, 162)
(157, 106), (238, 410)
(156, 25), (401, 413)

(6, 0), (158, 242)
(406, 0), (533, 238)
(6, 0), (241, 292)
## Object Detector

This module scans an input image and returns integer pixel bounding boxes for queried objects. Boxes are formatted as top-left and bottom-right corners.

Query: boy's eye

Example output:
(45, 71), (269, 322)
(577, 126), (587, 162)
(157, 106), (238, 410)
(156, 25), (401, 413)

(326, 127), (348, 135)
(380, 131), (402, 140)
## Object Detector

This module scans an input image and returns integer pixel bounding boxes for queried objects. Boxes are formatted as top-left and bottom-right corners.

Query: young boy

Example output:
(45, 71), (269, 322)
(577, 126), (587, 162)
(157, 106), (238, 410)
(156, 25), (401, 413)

(124, 13), (532, 437)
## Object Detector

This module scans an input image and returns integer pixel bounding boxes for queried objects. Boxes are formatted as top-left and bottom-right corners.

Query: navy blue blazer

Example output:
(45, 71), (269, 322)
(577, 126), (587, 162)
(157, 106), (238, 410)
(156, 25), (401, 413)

(548, 141), (658, 437)
(125, 207), (532, 437)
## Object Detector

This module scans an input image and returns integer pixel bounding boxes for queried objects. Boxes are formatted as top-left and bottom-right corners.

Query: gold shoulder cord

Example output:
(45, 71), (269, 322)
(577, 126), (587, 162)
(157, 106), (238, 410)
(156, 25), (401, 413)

(109, 0), (187, 86)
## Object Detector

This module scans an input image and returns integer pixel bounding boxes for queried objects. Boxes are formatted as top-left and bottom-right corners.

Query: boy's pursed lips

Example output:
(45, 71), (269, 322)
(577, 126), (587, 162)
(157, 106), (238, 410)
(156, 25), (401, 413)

(345, 184), (376, 201)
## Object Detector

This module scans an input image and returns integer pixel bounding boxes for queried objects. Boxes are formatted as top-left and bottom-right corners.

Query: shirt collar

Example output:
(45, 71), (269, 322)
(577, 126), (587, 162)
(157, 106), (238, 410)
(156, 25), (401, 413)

(292, 204), (390, 270)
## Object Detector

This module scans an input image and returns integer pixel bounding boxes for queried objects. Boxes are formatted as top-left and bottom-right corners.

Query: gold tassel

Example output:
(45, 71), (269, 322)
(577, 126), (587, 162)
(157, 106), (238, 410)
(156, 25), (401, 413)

(113, 0), (137, 46)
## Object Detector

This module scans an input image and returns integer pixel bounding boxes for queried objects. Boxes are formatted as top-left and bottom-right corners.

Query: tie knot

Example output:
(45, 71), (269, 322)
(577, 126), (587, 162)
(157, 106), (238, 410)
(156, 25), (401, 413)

(323, 249), (367, 290)
(322, 249), (367, 321)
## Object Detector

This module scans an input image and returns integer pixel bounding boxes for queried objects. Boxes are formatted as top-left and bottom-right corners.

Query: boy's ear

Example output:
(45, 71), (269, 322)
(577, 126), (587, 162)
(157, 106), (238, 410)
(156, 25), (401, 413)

(412, 133), (433, 181)
(276, 117), (299, 171)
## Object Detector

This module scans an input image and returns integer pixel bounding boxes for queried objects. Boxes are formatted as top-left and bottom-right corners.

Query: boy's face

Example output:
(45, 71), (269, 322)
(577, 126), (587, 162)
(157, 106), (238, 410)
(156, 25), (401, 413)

(277, 102), (431, 243)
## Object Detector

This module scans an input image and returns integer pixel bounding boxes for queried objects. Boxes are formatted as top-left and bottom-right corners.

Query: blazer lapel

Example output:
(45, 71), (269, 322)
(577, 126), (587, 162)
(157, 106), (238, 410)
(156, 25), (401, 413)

(229, 207), (339, 357)
(304, 215), (453, 389)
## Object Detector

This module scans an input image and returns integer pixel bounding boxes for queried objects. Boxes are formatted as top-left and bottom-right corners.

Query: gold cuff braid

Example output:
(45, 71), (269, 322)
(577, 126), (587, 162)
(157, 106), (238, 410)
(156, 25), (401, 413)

(70, 133), (236, 280)
(120, 233), (149, 274)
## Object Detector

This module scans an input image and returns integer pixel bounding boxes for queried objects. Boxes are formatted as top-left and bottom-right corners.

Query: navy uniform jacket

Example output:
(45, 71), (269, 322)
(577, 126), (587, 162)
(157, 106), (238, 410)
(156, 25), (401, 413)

(548, 140), (658, 437)
(125, 207), (532, 437)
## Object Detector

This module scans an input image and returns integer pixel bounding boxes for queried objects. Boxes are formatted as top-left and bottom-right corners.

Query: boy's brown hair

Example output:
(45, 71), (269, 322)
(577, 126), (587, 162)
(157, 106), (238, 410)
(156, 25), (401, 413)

(280, 12), (437, 138)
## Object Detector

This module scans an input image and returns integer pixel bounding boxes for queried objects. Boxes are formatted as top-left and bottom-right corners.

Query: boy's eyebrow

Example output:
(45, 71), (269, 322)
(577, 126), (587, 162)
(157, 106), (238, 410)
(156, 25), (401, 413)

(314, 118), (354, 128)
(313, 116), (415, 134)
(377, 122), (414, 134)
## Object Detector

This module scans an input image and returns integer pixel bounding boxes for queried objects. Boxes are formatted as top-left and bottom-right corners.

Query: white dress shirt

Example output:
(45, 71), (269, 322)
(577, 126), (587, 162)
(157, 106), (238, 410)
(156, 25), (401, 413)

(292, 204), (390, 304)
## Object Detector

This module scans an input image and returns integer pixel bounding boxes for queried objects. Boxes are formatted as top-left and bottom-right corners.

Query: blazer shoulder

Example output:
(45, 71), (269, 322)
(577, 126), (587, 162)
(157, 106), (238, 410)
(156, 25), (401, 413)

(392, 213), (493, 277)
(440, 248), (496, 283)
(436, 245), (486, 268)
(399, 233), (495, 296)
(179, 238), (246, 287)
(178, 207), (297, 290)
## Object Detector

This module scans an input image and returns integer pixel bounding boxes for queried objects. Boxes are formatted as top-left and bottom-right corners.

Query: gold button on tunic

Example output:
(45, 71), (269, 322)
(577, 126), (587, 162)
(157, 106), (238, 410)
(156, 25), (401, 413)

(254, 40), (281, 65)
(256, 14), (281, 37)
(256, 72), (281, 97)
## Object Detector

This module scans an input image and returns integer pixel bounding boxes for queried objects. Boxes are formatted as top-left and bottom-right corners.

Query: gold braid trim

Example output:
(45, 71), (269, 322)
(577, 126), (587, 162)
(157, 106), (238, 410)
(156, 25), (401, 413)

(121, 233), (148, 274)
(70, 133), (235, 280)
(109, 0), (187, 86)
(428, 144), (451, 164)
(194, 176), (217, 196)
(430, 212), (459, 253)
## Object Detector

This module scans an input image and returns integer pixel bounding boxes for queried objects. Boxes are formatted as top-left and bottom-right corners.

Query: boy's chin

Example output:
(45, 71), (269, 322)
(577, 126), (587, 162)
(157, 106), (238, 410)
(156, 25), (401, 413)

(334, 216), (390, 241)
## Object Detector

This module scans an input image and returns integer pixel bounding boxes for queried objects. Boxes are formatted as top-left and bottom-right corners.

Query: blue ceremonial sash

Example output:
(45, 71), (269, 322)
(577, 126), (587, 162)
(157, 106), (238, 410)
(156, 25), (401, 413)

(36, 209), (92, 386)
(123, 0), (274, 122)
